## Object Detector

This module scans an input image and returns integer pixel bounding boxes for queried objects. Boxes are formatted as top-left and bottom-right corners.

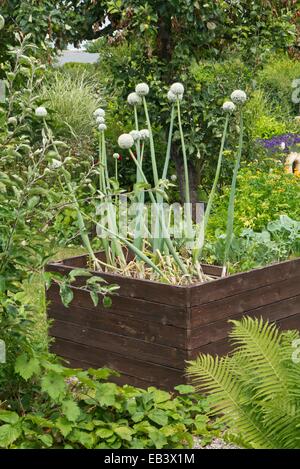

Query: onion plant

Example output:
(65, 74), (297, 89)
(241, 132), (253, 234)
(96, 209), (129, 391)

(223, 90), (247, 275)
(37, 82), (247, 285)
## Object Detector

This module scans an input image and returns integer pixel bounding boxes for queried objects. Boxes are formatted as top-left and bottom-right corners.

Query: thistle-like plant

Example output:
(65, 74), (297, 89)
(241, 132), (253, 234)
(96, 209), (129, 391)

(187, 316), (300, 449)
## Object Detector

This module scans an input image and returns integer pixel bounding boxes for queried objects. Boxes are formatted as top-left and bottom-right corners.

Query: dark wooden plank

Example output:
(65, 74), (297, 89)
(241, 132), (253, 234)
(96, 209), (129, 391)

(189, 312), (300, 360)
(190, 274), (300, 328)
(51, 338), (185, 389)
(48, 302), (187, 349)
(190, 257), (300, 307)
(50, 320), (187, 368)
(47, 284), (188, 328)
(61, 357), (173, 390)
(189, 295), (300, 349)
(46, 262), (188, 307)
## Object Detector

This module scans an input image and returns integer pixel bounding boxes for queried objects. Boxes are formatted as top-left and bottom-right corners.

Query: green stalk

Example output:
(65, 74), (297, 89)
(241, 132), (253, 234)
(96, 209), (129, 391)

(177, 98), (193, 241)
(142, 96), (159, 187)
(162, 104), (176, 180)
(133, 104), (144, 250)
(193, 114), (230, 263)
(115, 158), (118, 181)
(102, 142), (126, 266)
(223, 111), (244, 274)
(129, 150), (188, 275)
(92, 221), (167, 281)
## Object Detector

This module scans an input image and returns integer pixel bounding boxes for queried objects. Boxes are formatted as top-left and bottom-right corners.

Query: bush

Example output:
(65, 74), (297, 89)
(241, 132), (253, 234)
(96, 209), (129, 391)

(207, 162), (300, 236)
(257, 55), (300, 118)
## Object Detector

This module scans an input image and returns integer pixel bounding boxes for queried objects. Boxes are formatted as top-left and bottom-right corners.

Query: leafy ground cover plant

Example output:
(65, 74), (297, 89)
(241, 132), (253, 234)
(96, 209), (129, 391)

(0, 357), (220, 449)
(187, 317), (300, 449)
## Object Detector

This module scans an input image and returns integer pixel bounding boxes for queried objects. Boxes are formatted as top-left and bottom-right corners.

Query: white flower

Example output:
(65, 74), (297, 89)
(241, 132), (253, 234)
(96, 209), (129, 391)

(140, 129), (150, 140)
(8, 117), (17, 126)
(127, 92), (142, 106)
(49, 159), (62, 170)
(207, 21), (216, 30)
(135, 83), (149, 96)
(167, 90), (183, 102)
(280, 142), (286, 150)
(35, 106), (47, 118)
(170, 82), (184, 96)
(230, 90), (247, 105)
(129, 130), (141, 141)
(113, 153), (121, 160)
(98, 123), (107, 132)
(94, 108), (105, 118)
(96, 116), (105, 124)
(222, 101), (236, 113)
(171, 174), (177, 182)
(0, 15), (4, 30)
(118, 133), (135, 149)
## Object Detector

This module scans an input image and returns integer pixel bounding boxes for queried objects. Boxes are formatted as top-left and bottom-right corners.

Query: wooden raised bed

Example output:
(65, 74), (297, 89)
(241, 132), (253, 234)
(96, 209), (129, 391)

(46, 253), (300, 390)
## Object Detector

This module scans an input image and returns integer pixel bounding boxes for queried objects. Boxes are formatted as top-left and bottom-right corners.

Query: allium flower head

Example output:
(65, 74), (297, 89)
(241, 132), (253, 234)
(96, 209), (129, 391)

(230, 90), (247, 105)
(0, 15), (5, 30)
(113, 153), (121, 160)
(129, 130), (141, 141)
(96, 116), (105, 124)
(118, 133), (135, 149)
(170, 82), (184, 96)
(140, 129), (150, 140)
(135, 83), (149, 96)
(167, 90), (183, 102)
(127, 92), (142, 106)
(35, 106), (47, 118)
(8, 117), (17, 126)
(94, 108), (105, 118)
(98, 123), (107, 132)
(171, 174), (177, 182)
(222, 101), (236, 113)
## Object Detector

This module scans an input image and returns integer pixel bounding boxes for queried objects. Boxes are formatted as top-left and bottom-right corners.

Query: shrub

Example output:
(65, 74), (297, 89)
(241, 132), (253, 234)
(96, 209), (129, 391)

(207, 163), (300, 236)
(257, 55), (300, 118)
(187, 317), (300, 449)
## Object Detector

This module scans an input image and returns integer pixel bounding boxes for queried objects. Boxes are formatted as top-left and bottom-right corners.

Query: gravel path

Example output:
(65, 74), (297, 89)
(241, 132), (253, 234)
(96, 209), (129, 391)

(193, 437), (240, 449)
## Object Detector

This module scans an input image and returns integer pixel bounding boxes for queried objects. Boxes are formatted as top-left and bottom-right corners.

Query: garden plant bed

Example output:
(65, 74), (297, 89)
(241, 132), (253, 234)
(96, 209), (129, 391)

(46, 252), (300, 390)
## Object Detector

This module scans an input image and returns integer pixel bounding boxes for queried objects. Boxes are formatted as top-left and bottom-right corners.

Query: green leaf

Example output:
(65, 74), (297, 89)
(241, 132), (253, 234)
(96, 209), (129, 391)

(59, 284), (74, 307)
(15, 354), (40, 381)
(69, 429), (95, 449)
(90, 290), (99, 307)
(38, 433), (53, 447)
(148, 409), (169, 426)
(95, 383), (117, 407)
(114, 426), (134, 442)
(62, 400), (80, 423)
(55, 417), (73, 437)
(149, 429), (167, 449)
(0, 410), (19, 425)
(103, 296), (112, 308)
(0, 424), (22, 448)
(174, 384), (196, 394)
(96, 428), (114, 439)
(41, 371), (67, 401)
(88, 367), (116, 380)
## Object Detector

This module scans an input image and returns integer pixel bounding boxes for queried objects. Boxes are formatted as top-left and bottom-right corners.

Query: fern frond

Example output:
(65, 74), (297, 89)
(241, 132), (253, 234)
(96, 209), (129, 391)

(187, 353), (276, 448)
